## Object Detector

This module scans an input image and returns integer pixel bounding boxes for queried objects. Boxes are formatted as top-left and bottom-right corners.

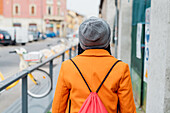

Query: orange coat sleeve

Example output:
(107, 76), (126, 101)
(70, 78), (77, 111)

(52, 63), (70, 113)
(117, 64), (136, 113)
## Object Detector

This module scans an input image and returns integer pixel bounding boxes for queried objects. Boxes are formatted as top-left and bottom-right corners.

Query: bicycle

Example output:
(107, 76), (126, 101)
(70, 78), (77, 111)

(40, 39), (68, 59)
(0, 48), (52, 98)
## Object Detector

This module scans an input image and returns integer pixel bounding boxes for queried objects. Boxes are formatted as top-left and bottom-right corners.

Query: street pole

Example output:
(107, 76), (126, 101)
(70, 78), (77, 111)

(41, 0), (43, 33)
(114, 0), (118, 58)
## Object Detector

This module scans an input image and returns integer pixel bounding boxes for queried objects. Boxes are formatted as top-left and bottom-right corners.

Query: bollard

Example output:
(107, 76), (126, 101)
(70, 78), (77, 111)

(74, 46), (77, 57)
(62, 53), (65, 62)
(69, 48), (72, 59)
(22, 75), (28, 113)
(49, 60), (53, 89)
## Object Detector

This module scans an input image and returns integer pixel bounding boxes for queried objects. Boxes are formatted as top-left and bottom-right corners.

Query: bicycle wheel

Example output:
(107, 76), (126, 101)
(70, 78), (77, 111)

(27, 69), (52, 98)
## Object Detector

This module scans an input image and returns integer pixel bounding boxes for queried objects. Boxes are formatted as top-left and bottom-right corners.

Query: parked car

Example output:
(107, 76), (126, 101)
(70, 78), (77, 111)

(0, 30), (12, 46)
(46, 32), (56, 38)
(28, 31), (34, 42)
(39, 33), (47, 40)
(33, 31), (39, 41)
(0, 27), (29, 45)
(28, 30), (39, 41)
(0, 27), (16, 45)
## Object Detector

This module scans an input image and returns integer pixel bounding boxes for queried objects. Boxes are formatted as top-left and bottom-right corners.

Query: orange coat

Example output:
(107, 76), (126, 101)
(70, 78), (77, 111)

(52, 49), (136, 113)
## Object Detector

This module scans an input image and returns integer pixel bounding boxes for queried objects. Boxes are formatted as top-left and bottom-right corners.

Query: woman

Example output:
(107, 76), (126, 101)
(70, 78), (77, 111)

(52, 17), (136, 113)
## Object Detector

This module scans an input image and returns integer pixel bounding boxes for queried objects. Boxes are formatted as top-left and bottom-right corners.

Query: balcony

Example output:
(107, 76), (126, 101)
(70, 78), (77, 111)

(43, 15), (65, 22)
(46, 0), (53, 4)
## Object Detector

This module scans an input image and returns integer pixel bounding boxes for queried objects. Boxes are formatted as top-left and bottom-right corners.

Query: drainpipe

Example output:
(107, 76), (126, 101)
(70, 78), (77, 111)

(114, 0), (118, 58)
(11, 0), (13, 26)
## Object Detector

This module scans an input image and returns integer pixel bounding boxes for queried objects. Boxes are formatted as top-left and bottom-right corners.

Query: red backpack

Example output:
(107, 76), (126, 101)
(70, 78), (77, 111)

(70, 59), (120, 113)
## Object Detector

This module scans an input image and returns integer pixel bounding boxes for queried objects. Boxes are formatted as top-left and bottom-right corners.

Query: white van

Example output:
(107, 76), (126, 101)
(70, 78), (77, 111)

(15, 27), (28, 45)
(0, 27), (28, 45)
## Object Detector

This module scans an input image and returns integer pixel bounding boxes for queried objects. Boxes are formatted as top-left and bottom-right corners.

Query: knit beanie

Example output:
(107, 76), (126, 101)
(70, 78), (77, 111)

(79, 16), (111, 50)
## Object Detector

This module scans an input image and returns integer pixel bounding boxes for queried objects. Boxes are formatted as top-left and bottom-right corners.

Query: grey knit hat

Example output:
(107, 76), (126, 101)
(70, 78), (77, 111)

(79, 16), (111, 50)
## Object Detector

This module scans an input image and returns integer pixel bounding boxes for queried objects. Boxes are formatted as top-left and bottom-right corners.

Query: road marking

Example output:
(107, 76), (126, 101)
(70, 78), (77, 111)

(0, 72), (5, 81)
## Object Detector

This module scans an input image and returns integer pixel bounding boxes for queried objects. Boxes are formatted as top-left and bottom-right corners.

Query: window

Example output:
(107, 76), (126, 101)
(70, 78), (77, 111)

(58, 7), (60, 16)
(13, 23), (21, 27)
(31, 6), (35, 15)
(47, 6), (53, 15)
(57, 1), (61, 6)
(15, 6), (18, 14)
(30, 5), (36, 15)
(57, 0), (61, 16)
(48, 7), (51, 15)
(13, 4), (20, 15)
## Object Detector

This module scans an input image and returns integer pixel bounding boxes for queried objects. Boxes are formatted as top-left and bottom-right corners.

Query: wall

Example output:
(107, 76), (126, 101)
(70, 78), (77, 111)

(60, 0), (67, 21)
(0, 18), (45, 31)
(118, 0), (132, 65)
(106, 0), (116, 44)
(100, 0), (116, 46)
(146, 0), (170, 112)
(101, 0), (107, 20)
(1, 0), (67, 34)
(3, 0), (64, 18)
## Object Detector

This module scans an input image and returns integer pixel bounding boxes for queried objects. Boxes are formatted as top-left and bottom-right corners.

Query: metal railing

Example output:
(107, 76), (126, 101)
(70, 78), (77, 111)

(0, 45), (77, 113)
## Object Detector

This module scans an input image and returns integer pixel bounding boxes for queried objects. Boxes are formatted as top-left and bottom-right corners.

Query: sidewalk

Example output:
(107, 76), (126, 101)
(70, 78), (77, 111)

(48, 45), (144, 113)
(47, 60), (62, 113)
(2, 58), (62, 113)
(136, 108), (145, 113)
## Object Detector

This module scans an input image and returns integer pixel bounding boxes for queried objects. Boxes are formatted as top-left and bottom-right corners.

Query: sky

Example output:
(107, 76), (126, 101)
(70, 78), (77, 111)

(67, 0), (100, 17)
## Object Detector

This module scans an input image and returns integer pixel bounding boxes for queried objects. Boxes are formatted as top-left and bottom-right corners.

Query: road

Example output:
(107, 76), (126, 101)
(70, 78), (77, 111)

(0, 38), (62, 78)
(0, 38), (65, 112)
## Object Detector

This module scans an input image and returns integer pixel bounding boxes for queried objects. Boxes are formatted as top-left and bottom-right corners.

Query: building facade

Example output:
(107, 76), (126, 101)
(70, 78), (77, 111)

(99, 0), (117, 44)
(66, 10), (84, 34)
(99, 0), (146, 111)
(99, 0), (170, 113)
(0, 0), (3, 20)
(0, 0), (3, 15)
(0, 0), (67, 37)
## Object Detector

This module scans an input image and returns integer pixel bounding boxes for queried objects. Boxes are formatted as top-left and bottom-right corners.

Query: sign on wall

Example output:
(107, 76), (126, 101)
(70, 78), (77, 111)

(136, 23), (142, 59)
(144, 7), (151, 82)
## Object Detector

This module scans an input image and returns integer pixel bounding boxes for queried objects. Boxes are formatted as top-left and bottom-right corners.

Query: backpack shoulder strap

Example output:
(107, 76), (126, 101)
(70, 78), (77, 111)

(70, 59), (92, 92)
(96, 60), (121, 93)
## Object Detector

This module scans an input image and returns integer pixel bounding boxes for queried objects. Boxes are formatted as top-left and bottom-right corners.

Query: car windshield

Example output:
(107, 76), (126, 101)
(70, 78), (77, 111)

(0, 31), (9, 35)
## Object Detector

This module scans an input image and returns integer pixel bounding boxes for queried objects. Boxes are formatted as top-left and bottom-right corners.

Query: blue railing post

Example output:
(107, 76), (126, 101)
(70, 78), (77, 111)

(69, 48), (72, 59)
(49, 60), (53, 89)
(62, 53), (65, 62)
(74, 46), (77, 57)
(22, 75), (28, 113)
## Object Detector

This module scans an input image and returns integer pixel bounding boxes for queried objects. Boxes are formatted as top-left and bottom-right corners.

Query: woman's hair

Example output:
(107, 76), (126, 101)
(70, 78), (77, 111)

(78, 43), (111, 55)
(78, 43), (85, 55)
